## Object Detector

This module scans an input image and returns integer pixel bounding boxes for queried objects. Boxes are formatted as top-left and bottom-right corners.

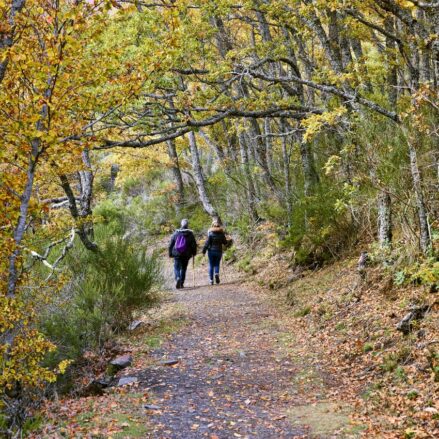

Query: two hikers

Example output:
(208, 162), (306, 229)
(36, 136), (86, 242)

(169, 218), (231, 288)
(168, 219), (197, 289)
(202, 219), (228, 285)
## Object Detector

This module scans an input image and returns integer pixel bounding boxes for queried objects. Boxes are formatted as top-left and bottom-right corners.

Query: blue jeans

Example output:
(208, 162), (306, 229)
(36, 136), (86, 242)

(208, 250), (222, 280)
(174, 257), (190, 284)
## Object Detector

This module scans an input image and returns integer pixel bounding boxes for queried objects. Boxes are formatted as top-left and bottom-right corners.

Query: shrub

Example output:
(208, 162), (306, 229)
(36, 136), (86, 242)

(237, 255), (254, 273)
(41, 226), (162, 367)
(223, 245), (237, 263)
(94, 199), (127, 235)
(294, 305), (312, 318)
(280, 185), (356, 266)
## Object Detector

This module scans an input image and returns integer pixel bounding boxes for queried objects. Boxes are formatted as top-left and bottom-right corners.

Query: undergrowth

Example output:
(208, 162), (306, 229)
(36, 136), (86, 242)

(40, 225), (162, 376)
(245, 246), (439, 437)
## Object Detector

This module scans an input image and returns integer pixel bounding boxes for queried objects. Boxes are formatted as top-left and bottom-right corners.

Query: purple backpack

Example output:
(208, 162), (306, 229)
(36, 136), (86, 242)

(175, 233), (188, 255)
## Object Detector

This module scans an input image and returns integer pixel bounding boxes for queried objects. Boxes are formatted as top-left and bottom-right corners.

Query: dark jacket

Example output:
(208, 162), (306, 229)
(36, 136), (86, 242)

(169, 228), (197, 259)
(202, 227), (228, 255)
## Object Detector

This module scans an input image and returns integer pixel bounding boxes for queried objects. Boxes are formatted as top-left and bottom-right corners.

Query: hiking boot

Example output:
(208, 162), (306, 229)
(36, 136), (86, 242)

(209, 279), (214, 285)
(176, 279), (181, 289)
(215, 274), (220, 284)
(181, 282), (184, 289)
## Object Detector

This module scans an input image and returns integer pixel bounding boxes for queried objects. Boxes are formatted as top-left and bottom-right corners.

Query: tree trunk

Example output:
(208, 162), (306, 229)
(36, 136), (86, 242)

(109, 163), (120, 192)
(0, 0), (26, 83)
(238, 129), (260, 222)
(166, 138), (185, 209)
(281, 120), (293, 228)
(199, 129), (226, 163)
(408, 142), (431, 254)
(248, 119), (278, 196)
(417, 10), (432, 83)
(385, 17), (398, 107)
(78, 149), (93, 217)
(377, 190), (392, 247)
(59, 173), (98, 251)
(7, 141), (38, 297)
(264, 118), (274, 175)
(188, 131), (218, 218)
(299, 139), (320, 196)
(77, 149), (94, 238)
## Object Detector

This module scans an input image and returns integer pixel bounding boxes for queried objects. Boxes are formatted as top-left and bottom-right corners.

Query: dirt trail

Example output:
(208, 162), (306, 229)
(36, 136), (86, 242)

(138, 265), (310, 438)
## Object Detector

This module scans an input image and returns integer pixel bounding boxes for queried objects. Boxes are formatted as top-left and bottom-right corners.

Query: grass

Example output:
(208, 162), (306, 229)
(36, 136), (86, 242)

(294, 305), (311, 318)
(145, 335), (162, 348)
(129, 301), (189, 354)
(142, 315), (188, 349)
(112, 413), (149, 438)
(276, 331), (296, 348)
(288, 401), (362, 437)
(291, 365), (326, 397)
(363, 342), (374, 353)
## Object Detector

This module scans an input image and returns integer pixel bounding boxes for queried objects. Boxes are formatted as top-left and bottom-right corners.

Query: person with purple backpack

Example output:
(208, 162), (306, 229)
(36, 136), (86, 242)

(168, 219), (197, 289)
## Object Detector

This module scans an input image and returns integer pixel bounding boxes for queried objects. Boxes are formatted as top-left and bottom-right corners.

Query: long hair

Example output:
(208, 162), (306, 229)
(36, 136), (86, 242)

(211, 219), (221, 228)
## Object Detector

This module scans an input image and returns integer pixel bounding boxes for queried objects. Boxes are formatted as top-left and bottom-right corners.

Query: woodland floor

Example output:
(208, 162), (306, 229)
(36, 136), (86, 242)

(37, 261), (363, 438)
(133, 261), (357, 438)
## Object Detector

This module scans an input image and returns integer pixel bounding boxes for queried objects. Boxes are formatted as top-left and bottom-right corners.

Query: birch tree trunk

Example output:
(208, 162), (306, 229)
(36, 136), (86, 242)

(77, 149), (94, 238)
(7, 141), (39, 297)
(188, 131), (218, 218)
(377, 191), (392, 247)
(408, 142), (431, 254)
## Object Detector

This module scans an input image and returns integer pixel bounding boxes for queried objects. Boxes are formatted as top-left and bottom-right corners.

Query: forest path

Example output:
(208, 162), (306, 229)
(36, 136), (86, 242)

(138, 262), (310, 439)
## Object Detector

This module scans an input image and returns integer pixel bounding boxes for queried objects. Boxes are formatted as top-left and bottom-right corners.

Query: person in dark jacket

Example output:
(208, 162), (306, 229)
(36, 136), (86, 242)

(169, 219), (197, 289)
(202, 219), (228, 285)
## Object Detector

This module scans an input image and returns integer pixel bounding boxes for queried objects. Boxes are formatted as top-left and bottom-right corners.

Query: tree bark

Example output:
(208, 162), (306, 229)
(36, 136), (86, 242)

(264, 118), (274, 175)
(77, 149), (94, 238)
(377, 190), (392, 247)
(237, 129), (260, 222)
(248, 119), (278, 196)
(417, 9), (432, 83)
(299, 139), (320, 196)
(199, 129), (226, 163)
(109, 163), (120, 192)
(385, 17), (398, 107)
(280, 120), (293, 228)
(78, 149), (93, 217)
(408, 142), (431, 254)
(166, 138), (185, 209)
(0, 0), (26, 83)
(7, 141), (38, 297)
(188, 131), (218, 218)
(59, 173), (98, 251)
